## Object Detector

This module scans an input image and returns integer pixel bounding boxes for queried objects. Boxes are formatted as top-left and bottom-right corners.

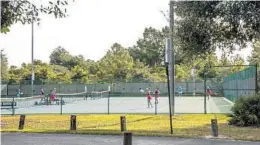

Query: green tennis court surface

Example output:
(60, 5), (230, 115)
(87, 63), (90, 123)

(1, 96), (233, 114)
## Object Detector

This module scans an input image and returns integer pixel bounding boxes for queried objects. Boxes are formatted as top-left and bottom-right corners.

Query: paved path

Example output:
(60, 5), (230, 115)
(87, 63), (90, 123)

(1, 133), (259, 145)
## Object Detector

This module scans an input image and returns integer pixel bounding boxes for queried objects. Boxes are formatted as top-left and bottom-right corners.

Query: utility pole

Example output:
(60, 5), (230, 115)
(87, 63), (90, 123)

(169, 0), (175, 115)
(0, 49), (3, 80)
(165, 38), (173, 134)
(31, 12), (35, 97)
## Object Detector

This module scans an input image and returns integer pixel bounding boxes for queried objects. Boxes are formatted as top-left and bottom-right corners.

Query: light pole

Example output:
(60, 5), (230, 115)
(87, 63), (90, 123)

(169, 0), (175, 115)
(165, 38), (173, 134)
(0, 49), (3, 80)
(28, 11), (35, 97)
(0, 49), (4, 84)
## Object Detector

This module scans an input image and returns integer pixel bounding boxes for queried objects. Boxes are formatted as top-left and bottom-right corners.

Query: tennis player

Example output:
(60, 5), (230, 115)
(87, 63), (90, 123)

(139, 88), (144, 93)
(206, 86), (212, 100)
(16, 88), (21, 98)
(154, 88), (160, 104)
(147, 88), (153, 108)
(50, 89), (55, 104)
(178, 86), (183, 97)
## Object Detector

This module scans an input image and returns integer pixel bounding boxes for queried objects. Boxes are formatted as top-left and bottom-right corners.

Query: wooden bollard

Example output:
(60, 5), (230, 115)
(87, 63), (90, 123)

(70, 115), (77, 130)
(18, 115), (25, 130)
(120, 116), (126, 132)
(123, 132), (132, 145)
(211, 119), (218, 137)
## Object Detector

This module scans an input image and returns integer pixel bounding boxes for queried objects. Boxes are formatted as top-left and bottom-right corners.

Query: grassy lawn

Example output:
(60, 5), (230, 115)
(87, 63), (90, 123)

(1, 114), (260, 141)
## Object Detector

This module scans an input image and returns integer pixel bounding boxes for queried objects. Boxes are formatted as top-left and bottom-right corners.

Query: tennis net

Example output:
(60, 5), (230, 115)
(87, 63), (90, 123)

(0, 95), (44, 109)
(55, 92), (87, 104)
(88, 91), (109, 100)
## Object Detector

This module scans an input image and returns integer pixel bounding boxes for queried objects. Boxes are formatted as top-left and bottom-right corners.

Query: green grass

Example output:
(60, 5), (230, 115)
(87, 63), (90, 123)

(1, 114), (260, 141)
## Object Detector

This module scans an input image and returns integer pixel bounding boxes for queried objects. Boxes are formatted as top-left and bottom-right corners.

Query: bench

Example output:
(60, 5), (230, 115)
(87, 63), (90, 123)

(1, 101), (17, 109)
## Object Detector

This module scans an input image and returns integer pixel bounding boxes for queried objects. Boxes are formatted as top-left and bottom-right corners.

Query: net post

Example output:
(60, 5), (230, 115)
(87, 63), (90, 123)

(204, 66), (207, 114)
(12, 95), (15, 115)
(60, 95), (63, 115)
(108, 86), (111, 114)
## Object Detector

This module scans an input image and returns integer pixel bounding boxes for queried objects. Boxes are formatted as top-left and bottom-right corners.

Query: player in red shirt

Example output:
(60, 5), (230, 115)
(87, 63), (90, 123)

(147, 88), (153, 108)
(154, 88), (160, 104)
(206, 86), (212, 100)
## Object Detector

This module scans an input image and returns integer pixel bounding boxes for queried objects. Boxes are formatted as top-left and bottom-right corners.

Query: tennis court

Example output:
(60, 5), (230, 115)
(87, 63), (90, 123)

(1, 95), (233, 115)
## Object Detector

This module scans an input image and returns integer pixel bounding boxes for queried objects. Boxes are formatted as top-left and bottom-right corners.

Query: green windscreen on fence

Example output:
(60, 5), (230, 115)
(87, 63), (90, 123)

(223, 66), (257, 102)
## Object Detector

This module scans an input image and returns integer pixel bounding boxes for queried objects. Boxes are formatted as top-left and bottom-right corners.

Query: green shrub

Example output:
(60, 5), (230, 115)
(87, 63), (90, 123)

(229, 93), (260, 127)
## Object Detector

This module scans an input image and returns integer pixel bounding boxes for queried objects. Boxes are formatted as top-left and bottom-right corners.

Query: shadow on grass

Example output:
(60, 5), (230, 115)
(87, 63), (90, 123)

(2, 123), (260, 141)
(80, 116), (154, 129)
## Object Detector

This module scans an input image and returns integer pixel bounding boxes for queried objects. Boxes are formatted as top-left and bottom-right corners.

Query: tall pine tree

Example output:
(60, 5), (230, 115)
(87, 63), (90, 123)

(248, 41), (260, 68)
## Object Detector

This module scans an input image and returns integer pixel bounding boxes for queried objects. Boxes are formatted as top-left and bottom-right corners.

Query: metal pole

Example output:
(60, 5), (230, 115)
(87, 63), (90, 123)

(166, 66), (173, 134)
(166, 38), (173, 134)
(255, 64), (258, 94)
(0, 49), (3, 80)
(60, 95), (63, 114)
(169, 0), (175, 115)
(204, 66), (207, 114)
(12, 95), (15, 115)
(192, 55), (196, 97)
(31, 14), (34, 97)
(108, 92), (110, 114)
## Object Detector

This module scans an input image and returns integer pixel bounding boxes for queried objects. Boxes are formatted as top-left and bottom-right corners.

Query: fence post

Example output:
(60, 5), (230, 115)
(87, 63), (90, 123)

(60, 95), (63, 115)
(204, 67), (207, 114)
(120, 116), (126, 132)
(255, 64), (258, 93)
(12, 95), (15, 115)
(70, 115), (76, 130)
(18, 115), (25, 130)
(108, 91), (110, 114)
(123, 132), (132, 145)
(211, 118), (218, 137)
(155, 100), (157, 115)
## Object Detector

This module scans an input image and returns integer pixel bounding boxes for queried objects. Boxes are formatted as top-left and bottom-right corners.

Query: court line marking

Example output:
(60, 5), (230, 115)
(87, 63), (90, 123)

(222, 97), (235, 105)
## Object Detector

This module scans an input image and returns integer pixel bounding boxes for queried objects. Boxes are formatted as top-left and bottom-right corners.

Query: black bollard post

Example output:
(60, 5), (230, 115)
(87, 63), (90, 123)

(120, 116), (126, 132)
(123, 132), (132, 145)
(211, 119), (218, 137)
(18, 115), (25, 130)
(70, 115), (77, 130)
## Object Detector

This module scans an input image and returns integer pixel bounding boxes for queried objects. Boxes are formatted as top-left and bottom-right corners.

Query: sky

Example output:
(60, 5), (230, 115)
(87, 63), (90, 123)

(0, 0), (252, 67)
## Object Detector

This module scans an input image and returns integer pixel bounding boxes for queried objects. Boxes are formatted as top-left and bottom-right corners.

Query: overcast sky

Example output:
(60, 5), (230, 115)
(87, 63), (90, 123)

(0, 0), (252, 67)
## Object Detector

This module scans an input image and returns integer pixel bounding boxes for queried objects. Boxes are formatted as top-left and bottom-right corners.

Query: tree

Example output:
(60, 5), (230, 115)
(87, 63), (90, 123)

(248, 41), (260, 91)
(174, 1), (260, 55)
(71, 65), (87, 81)
(1, 49), (8, 80)
(99, 43), (134, 82)
(131, 60), (150, 82)
(248, 41), (260, 67)
(220, 53), (231, 66)
(49, 46), (72, 66)
(8, 65), (21, 83)
(129, 27), (168, 67)
(49, 46), (86, 69)
(231, 54), (245, 73)
(1, 0), (71, 33)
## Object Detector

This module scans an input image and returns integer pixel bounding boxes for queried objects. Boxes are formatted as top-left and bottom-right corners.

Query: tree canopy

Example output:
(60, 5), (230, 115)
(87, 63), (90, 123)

(174, 1), (260, 55)
(1, 0), (71, 33)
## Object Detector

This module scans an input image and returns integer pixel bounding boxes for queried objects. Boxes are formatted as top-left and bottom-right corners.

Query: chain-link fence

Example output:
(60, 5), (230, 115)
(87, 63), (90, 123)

(1, 65), (258, 115)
